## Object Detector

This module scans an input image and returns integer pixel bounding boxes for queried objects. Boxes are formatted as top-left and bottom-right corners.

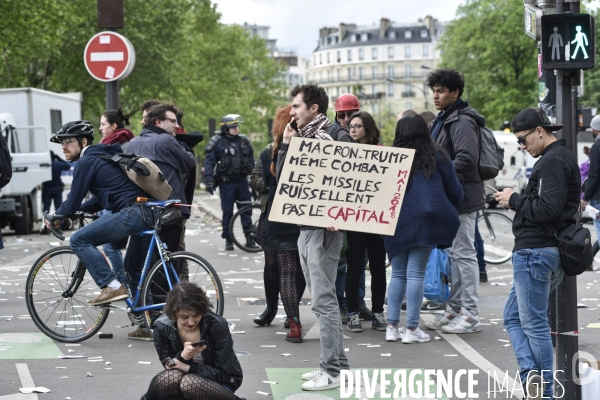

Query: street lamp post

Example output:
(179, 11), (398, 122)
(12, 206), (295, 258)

(384, 77), (430, 111)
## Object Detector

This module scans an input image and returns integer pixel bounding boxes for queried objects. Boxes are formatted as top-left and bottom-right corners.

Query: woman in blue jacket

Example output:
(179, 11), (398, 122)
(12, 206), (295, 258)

(384, 115), (463, 344)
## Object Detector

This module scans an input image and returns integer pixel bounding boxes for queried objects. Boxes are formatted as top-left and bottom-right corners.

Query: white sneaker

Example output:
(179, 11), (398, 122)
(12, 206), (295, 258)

(301, 368), (321, 381)
(440, 308), (481, 334)
(301, 370), (340, 391)
(423, 310), (458, 330)
(385, 325), (399, 341)
(402, 327), (431, 344)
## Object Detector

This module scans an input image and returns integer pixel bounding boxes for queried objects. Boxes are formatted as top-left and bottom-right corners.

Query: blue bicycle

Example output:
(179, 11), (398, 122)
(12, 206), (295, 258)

(25, 200), (224, 343)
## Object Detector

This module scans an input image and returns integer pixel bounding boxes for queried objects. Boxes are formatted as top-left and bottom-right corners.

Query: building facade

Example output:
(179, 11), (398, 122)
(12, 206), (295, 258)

(308, 16), (444, 115)
(239, 23), (310, 89)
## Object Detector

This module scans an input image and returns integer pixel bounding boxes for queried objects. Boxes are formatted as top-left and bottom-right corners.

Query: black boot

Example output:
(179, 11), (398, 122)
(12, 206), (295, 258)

(254, 297), (278, 326)
(225, 237), (234, 251)
(245, 233), (259, 249)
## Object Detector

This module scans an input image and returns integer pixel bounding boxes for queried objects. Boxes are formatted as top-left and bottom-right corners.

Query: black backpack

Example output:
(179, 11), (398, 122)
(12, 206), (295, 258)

(325, 124), (352, 141)
(0, 130), (12, 189)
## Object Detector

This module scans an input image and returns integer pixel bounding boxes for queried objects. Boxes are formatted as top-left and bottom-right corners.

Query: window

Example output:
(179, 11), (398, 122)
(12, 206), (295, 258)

(361, 33), (368, 42)
(405, 45), (411, 58)
(337, 69), (341, 81)
(351, 34), (357, 43)
(372, 85), (377, 96)
(389, 31), (397, 40)
(319, 71), (322, 81)
(336, 87), (340, 96)
(347, 68), (352, 81)
(404, 30), (412, 39)
(347, 49), (352, 62)
(388, 84), (394, 97)
(359, 48), (364, 60)
(388, 46), (394, 59)
(50, 110), (62, 133)
(358, 67), (364, 80)
(405, 64), (411, 78)
(405, 84), (413, 96)
(327, 52), (330, 64)
(421, 29), (428, 38)
(319, 53), (322, 64)
(326, 70), (331, 82)
(423, 45), (429, 58)
(372, 48), (378, 60)
(387, 65), (394, 79)
(337, 51), (341, 62)
(313, 56), (316, 66)
(372, 66), (378, 79)
(405, 102), (412, 109)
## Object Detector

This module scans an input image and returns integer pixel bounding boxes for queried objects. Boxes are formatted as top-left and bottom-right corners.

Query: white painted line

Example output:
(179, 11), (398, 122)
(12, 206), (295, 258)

(438, 333), (520, 399)
(90, 52), (124, 62)
(17, 363), (35, 388)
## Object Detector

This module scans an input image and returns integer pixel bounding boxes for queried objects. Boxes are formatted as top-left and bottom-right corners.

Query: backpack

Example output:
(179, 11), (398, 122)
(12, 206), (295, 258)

(477, 126), (505, 181)
(0, 131), (12, 189)
(94, 153), (173, 200)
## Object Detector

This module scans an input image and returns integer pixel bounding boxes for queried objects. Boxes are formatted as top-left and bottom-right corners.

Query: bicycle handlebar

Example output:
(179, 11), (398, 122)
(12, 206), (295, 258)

(43, 212), (97, 241)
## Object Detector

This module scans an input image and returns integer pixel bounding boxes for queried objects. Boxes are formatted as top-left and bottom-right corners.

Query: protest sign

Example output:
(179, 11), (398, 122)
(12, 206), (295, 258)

(269, 137), (415, 235)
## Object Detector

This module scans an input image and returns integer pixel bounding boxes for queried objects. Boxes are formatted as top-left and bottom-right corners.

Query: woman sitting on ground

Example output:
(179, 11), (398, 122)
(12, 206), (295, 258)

(143, 282), (245, 400)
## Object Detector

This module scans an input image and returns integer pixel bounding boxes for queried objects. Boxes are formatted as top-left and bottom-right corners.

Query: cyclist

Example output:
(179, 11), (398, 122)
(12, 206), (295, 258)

(46, 120), (158, 306)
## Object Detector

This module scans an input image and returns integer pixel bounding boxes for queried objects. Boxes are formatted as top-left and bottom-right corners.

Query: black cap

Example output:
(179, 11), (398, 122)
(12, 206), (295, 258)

(510, 108), (563, 132)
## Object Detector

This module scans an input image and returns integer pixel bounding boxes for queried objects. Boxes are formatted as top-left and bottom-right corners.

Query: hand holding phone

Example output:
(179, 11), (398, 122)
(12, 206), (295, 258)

(191, 340), (207, 347)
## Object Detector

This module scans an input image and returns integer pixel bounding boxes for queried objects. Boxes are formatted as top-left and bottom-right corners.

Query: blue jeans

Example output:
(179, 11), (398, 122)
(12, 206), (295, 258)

(97, 210), (125, 284)
(70, 206), (155, 288)
(503, 247), (563, 399)
(387, 246), (433, 328)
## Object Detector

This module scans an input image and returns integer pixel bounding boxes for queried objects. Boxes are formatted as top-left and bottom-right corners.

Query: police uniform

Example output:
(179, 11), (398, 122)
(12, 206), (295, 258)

(204, 116), (256, 249)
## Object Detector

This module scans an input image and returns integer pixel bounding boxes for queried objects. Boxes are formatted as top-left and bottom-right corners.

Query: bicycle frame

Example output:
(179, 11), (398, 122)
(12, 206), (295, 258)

(125, 229), (181, 313)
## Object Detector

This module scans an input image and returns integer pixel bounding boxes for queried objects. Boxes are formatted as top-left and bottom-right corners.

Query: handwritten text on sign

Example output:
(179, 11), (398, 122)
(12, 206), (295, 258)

(269, 138), (415, 235)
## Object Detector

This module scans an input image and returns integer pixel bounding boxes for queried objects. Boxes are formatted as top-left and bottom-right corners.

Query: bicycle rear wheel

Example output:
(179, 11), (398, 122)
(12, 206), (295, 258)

(477, 212), (514, 265)
(229, 203), (262, 253)
(25, 247), (110, 342)
(140, 252), (224, 326)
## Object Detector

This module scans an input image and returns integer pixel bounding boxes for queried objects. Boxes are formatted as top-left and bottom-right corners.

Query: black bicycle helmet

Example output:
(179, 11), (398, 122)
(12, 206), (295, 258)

(50, 120), (95, 143)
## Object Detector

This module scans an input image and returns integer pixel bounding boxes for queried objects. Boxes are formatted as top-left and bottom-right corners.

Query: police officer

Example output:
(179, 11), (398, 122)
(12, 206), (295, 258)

(204, 114), (257, 250)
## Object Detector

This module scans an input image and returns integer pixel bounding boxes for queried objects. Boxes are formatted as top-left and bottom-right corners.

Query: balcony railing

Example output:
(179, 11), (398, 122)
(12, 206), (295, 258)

(308, 73), (423, 85)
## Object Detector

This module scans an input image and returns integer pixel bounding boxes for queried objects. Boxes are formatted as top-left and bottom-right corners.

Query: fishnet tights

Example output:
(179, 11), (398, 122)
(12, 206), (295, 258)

(146, 369), (239, 400)
(276, 250), (306, 319)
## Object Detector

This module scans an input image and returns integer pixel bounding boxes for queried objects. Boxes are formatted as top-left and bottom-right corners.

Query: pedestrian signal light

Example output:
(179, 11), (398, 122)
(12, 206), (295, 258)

(541, 13), (595, 70)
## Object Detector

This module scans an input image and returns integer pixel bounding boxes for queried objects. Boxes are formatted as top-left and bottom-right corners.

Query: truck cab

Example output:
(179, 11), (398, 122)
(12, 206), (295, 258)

(0, 113), (51, 234)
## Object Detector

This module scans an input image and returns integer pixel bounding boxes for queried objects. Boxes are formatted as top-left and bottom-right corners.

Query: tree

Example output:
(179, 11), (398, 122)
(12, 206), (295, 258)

(580, 7), (600, 108)
(439, 0), (538, 128)
(0, 0), (286, 153)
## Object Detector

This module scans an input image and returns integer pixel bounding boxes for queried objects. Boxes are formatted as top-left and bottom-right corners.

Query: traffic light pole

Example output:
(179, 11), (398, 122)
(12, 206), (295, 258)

(554, 1), (581, 398)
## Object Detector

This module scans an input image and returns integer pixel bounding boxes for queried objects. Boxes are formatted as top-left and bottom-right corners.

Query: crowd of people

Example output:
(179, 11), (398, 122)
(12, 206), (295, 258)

(45, 67), (580, 399)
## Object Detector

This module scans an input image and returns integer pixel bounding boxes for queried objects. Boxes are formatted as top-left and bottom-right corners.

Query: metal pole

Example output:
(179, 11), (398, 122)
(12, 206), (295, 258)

(106, 80), (119, 110)
(554, 3), (581, 399)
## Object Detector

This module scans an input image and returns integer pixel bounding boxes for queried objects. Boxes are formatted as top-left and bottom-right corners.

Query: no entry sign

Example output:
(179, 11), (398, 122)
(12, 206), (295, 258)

(83, 32), (135, 82)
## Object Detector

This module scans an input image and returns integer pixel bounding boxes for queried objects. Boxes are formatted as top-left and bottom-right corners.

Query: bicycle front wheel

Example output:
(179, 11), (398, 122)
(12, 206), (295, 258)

(25, 247), (110, 342)
(141, 252), (224, 326)
(229, 203), (262, 253)
(477, 212), (514, 265)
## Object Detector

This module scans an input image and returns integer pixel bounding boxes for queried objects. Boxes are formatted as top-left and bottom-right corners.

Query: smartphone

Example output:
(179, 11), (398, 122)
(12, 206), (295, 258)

(191, 340), (207, 347)
(290, 120), (299, 132)
(486, 184), (500, 193)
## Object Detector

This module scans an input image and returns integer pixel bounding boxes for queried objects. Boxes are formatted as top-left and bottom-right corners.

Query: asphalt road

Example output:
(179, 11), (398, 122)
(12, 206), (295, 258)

(0, 192), (599, 400)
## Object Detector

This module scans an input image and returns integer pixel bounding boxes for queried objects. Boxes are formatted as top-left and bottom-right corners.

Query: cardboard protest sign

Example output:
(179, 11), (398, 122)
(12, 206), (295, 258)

(269, 138), (415, 235)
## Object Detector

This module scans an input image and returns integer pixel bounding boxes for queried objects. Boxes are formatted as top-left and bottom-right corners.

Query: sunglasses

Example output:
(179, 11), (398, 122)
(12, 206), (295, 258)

(337, 111), (356, 119)
(516, 127), (537, 146)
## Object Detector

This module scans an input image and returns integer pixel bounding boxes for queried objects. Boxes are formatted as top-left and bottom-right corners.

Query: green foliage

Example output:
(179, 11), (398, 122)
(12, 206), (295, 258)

(439, 0), (538, 128)
(0, 0), (286, 154)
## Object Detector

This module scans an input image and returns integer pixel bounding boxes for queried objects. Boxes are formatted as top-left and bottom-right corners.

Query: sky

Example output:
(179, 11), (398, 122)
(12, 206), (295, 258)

(213, 0), (465, 56)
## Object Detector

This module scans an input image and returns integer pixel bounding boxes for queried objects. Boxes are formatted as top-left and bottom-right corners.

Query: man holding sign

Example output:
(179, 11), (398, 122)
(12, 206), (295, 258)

(276, 84), (355, 391)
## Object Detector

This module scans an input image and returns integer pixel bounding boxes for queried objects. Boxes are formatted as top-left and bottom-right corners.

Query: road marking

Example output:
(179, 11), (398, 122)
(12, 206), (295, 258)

(439, 332), (520, 399)
(0, 363), (38, 399)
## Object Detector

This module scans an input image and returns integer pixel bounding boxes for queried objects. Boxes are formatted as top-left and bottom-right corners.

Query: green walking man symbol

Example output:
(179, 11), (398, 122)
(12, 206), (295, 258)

(571, 25), (589, 59)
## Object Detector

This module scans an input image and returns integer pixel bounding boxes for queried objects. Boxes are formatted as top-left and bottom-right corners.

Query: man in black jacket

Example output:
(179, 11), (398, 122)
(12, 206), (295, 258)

(424, 69), (485, 334)
(494, 107), (579, 399)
